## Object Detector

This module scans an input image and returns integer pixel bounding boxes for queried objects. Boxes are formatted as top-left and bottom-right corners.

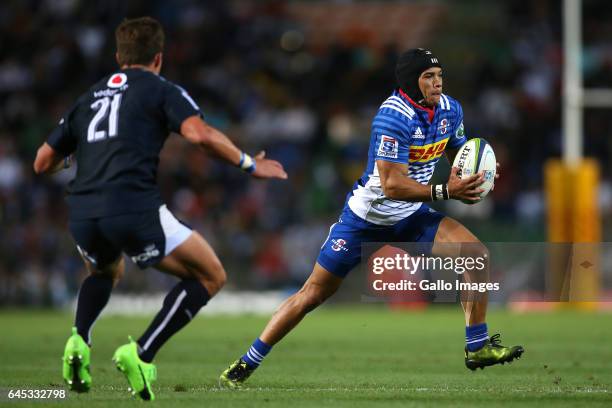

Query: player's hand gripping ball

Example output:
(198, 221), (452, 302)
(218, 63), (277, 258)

(452, 138), (496, 203)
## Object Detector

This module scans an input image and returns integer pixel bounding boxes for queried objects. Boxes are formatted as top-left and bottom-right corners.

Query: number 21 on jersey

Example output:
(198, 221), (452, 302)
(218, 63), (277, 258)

(87, 94), (122, 142)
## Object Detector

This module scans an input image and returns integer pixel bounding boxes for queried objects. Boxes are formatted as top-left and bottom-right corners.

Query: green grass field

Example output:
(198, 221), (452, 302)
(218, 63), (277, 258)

(0, 307), (611, 407)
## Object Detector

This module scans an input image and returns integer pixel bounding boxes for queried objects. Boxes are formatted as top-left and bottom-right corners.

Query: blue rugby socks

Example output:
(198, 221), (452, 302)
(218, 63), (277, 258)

(137, 279), (210, 363)
(466, 323), (489, 351)
(242, 338), (272, 368)
(75, 274), (113, 345)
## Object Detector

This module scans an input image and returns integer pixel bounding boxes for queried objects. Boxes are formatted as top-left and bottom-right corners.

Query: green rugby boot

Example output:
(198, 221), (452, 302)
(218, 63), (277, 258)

(112, 337), (157, 401)
(465, 333), (524, 371)
(62, 327), (91, 393)
(219, 358), (256, 389)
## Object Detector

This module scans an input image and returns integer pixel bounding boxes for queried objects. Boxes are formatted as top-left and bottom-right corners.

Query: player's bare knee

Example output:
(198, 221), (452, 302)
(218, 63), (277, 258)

(89, 260), (123, 286)
(461, 240), (487, 258)
(108, 258), (125, 285)
(462, 241), (489, 281)
(210, 257), (226, 283)
(197, 263), (226, 297)
(109, 267), (124, 286)
(210, 267), (227, 292)
(299, 283), (330, 314)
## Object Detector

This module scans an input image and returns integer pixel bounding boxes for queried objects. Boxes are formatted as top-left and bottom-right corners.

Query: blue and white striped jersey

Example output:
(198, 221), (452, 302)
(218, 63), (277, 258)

(346, 89), (467, 226)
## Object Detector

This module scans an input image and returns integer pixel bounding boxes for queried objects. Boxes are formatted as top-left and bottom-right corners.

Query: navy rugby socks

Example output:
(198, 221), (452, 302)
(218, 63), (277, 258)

(137, 279), (210, 363)
(75, 274), (113, 345)
(465, 322), (489, 351)
(242, 338), (272, 368)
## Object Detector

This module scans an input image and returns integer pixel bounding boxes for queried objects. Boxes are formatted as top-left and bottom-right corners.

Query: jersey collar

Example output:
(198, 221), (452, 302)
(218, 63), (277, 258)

(399, 88), (435, 123)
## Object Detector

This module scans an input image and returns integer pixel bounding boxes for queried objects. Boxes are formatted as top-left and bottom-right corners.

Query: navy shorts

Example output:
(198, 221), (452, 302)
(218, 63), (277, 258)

(69, 205), (192, 269)
(316, 204), (445, 278)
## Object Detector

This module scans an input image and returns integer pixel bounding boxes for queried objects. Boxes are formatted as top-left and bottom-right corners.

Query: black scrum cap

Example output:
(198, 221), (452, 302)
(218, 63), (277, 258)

(395, 48), (442, 102)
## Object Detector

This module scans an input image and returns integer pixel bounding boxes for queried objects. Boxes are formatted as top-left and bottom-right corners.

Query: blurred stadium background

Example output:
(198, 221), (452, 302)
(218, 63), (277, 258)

(1, 0), (611, 309)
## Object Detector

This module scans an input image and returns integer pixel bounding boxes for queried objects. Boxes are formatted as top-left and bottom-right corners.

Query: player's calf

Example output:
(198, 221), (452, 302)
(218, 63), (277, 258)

(220, 264), (342, 388)
(112, 231), (221, 399)
(137, 278), (211, 363)
(287, 279), (332, 315)
(194, 257), (226, 297)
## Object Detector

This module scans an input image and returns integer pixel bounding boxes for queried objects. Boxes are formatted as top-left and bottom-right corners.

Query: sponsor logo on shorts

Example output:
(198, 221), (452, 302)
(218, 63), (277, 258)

(331, 238), (349, 252)
(131, 244), (160, 264)
(409, 139), (448, 163)
(377, 135), (399, 159)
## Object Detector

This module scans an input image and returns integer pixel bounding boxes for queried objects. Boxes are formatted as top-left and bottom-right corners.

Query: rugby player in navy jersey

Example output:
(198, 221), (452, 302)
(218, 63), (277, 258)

(220, 48), (523, 387)
(33, 17), (286, 400)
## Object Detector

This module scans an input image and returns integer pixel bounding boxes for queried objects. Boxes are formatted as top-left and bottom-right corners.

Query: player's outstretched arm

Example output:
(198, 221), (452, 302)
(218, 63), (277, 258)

(33, 143), (71, 175)
(377, 160), (484, 203)
(180, 116), (287, 180)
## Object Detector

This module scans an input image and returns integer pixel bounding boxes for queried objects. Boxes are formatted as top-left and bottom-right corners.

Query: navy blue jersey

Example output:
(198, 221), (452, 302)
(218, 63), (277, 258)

(46, 68), (202, 219)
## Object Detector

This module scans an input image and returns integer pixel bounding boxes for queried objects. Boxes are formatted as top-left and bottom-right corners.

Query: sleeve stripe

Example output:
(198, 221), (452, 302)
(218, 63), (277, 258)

(175, 84), (200, 111)
(180, 89), (200, 111)
(381, 100), (413, 115)
(379, 104), (414, 120)
(381, 100), (415, 118)
(387, 96), (416, 115)
(440, 94), (450, 110)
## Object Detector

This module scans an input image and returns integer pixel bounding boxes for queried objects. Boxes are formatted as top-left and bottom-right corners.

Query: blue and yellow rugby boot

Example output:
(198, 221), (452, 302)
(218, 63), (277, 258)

(219, 358), (256, 389)
(465, 333), (524, 371)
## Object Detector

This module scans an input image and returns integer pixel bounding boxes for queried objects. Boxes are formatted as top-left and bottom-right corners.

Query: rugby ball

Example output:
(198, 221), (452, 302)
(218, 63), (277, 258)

(452, 138), (496, 202)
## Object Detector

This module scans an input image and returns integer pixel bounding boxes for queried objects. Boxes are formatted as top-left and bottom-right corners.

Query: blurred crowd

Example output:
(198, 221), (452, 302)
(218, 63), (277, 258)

(1, 0), (611, 306)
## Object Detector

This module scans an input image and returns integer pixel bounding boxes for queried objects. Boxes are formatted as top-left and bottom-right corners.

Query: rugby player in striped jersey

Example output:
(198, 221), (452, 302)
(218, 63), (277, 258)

(220, 49), (523, 388)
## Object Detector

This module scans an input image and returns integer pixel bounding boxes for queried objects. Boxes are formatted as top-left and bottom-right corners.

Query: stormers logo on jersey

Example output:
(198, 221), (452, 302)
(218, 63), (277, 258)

(409, 139), (448, 163)
(107, 73), (127, 88)
(377, 135), (399, 159)
(438, 118), (449, 135)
